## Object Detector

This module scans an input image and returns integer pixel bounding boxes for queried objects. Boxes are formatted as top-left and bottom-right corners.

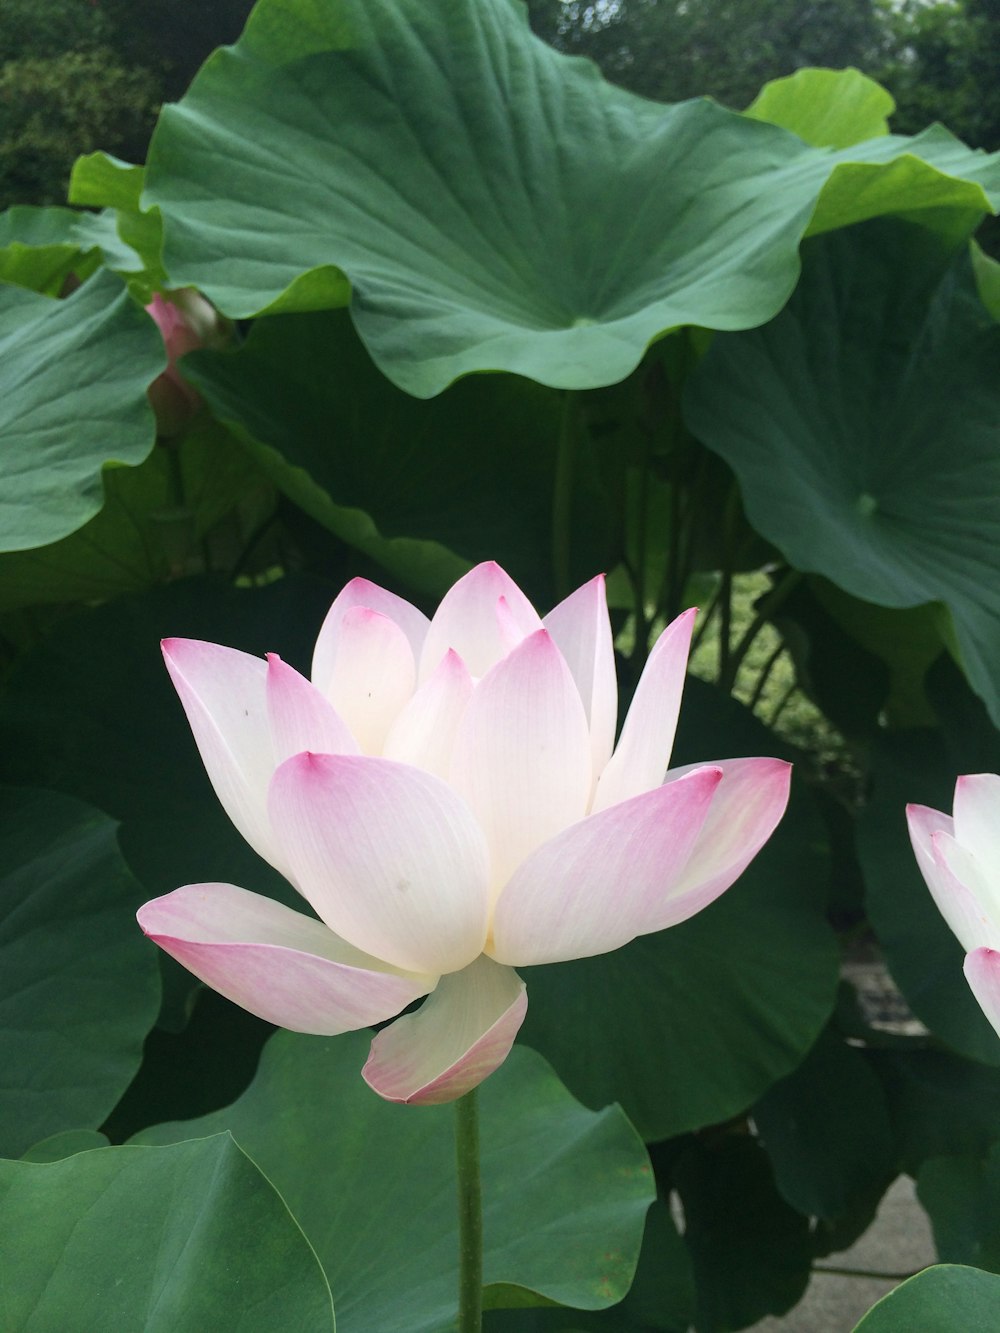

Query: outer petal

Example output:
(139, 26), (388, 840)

(651, 756), (792, 923)
(964, 947), (1000, 1041)
(931, 830), (999, 951)
(162, 638), (282, 871)
(953, 773), (1000, 879)
(311, 577), (428, 698)
(420, 561), (542, 681)
(490, 765), (723, 966)
(325, 607), (417, 754)
(907, 802), (966, 943)
(591, 608), (697, 814)
(137, 883), (433, 1034)
(362, 955), (527, 1105)
(266, 654), (358, 762)
(544, 574), (617, 789)
(269, 753), (490, 975)
(906, 801), (955, 882)
(450, 629), (592, 897)
(382, 648), (474, 779)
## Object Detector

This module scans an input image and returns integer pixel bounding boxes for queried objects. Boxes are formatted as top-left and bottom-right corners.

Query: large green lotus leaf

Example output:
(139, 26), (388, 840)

(0, 787), (160, 1158)
(0, 204), (141, 294)
(971, 242), (1000, 320)
(673, 1135), (813, 1330)
(753, 1026), (896, 1222)
(22, 1130), (110, 1162)
(869, 1048), (1000, 1176)
(142, 0), (1000, 397)
(484, 1200), (695, 1332)
(0, 1134), (334, 1331)
(684, 218), (1000, 728)
(854, 1265), (1000, 1331)
(0, 420), (273, 612)
(0, 576), (335, 909)
(918, 1143), (1000, 1272)
(857, 727), (1000, 1066)
(1, 268), (164, 553)
(184, 308), (611, 603)
(518, 678), (839, 1142)
(745, 67), (895, 149)
(807, 579), (947, 728)
(135, 1034), (653, 1330)
(69, 152), (167, 293)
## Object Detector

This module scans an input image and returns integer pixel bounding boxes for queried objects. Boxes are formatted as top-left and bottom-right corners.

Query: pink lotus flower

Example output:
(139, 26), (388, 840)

(145, 289), (224, 437)
(907, 774), (1000, 1039)
(138, 563), (791, 1104)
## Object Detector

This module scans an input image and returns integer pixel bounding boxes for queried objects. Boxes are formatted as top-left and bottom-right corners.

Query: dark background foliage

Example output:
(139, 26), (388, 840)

(4, 0), (1000, 209)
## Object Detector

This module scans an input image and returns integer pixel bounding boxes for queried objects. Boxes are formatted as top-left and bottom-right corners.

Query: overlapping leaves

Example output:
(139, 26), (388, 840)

(685, 218), (1000, 727)
(136, 1035), (653, 1331)
(143, 0), (1000, 396)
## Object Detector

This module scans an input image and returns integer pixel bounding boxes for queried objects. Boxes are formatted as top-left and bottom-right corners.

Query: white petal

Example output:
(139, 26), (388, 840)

(932, 831), (1000, 951)
(138, 883), (433, 1034)
(312, 577), (428, 697)
(953, 773), (1000, 879)
(544, 574), (617, 789)
(964, 947), (1000, 1041)
(490, 766), (722, 965)
(450, 629), (592, 897)
(592, 608), (696, 813)
(382, 649), (474, 778)
(266, 654), (358, 762)
(268, 753), (491, 974)
(420, 561), (542, 681)
(362, 955), (527, 1104)
(326, 607), (416, 754)
(161, 638), (283, 872)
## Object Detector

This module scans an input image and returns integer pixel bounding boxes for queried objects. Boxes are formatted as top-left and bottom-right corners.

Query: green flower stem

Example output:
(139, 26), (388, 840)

(552, 390), (577, 601)
(455, 1088), (483, 1333)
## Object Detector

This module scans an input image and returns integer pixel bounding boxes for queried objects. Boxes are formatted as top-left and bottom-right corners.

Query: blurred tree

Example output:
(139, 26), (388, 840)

(526, 0), (886, 108)
(878, 0), (1000, 148)
(0, 0), (114, 63)
(0, 50), (159, 208)
(96, 0), (255, 99)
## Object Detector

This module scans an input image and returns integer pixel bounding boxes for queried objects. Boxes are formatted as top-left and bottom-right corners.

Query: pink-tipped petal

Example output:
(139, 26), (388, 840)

(325, 607), (416, 754)
(964, 947), (1000, 1041)
(930, 830), (999, 952)
(592, 608), (697, 813)
(544, 575), (617, 788)
(382, 649), (474, 779)
(419, 561), (542, 681)
(266, 654), (358, 762)
(269, 753), (490, 975)
(907, 801), (957, 916)
(137, 884), (433, 1034)
(362, 955), (527, 1105)
(490, 765), (723, 966)
(652, 756), (792, 923)
(311, 577), (429, 698)
(450, 629), (592, 897)
(161, 638), (283, 871)
(953, 774), (1000, 878)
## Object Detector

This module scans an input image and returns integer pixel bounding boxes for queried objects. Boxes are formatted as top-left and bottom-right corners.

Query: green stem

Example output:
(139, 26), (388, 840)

(718, 568), (802, 696)
(454, 1089), (483, 1333)
(552, 391), (577, 601)
(814, 1265), (922, 1281)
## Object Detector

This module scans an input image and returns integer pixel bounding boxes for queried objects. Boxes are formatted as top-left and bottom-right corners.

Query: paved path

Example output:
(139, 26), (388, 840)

(753, 1176), (936, 1331)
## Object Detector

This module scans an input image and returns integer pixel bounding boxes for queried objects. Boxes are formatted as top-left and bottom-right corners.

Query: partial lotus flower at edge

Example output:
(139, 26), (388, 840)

(137, 562), (792, 1105)
(907, 773), (1000, 1040)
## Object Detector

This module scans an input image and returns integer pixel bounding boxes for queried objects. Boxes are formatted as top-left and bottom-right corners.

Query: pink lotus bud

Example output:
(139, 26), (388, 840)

(145, 289), (225, 437)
